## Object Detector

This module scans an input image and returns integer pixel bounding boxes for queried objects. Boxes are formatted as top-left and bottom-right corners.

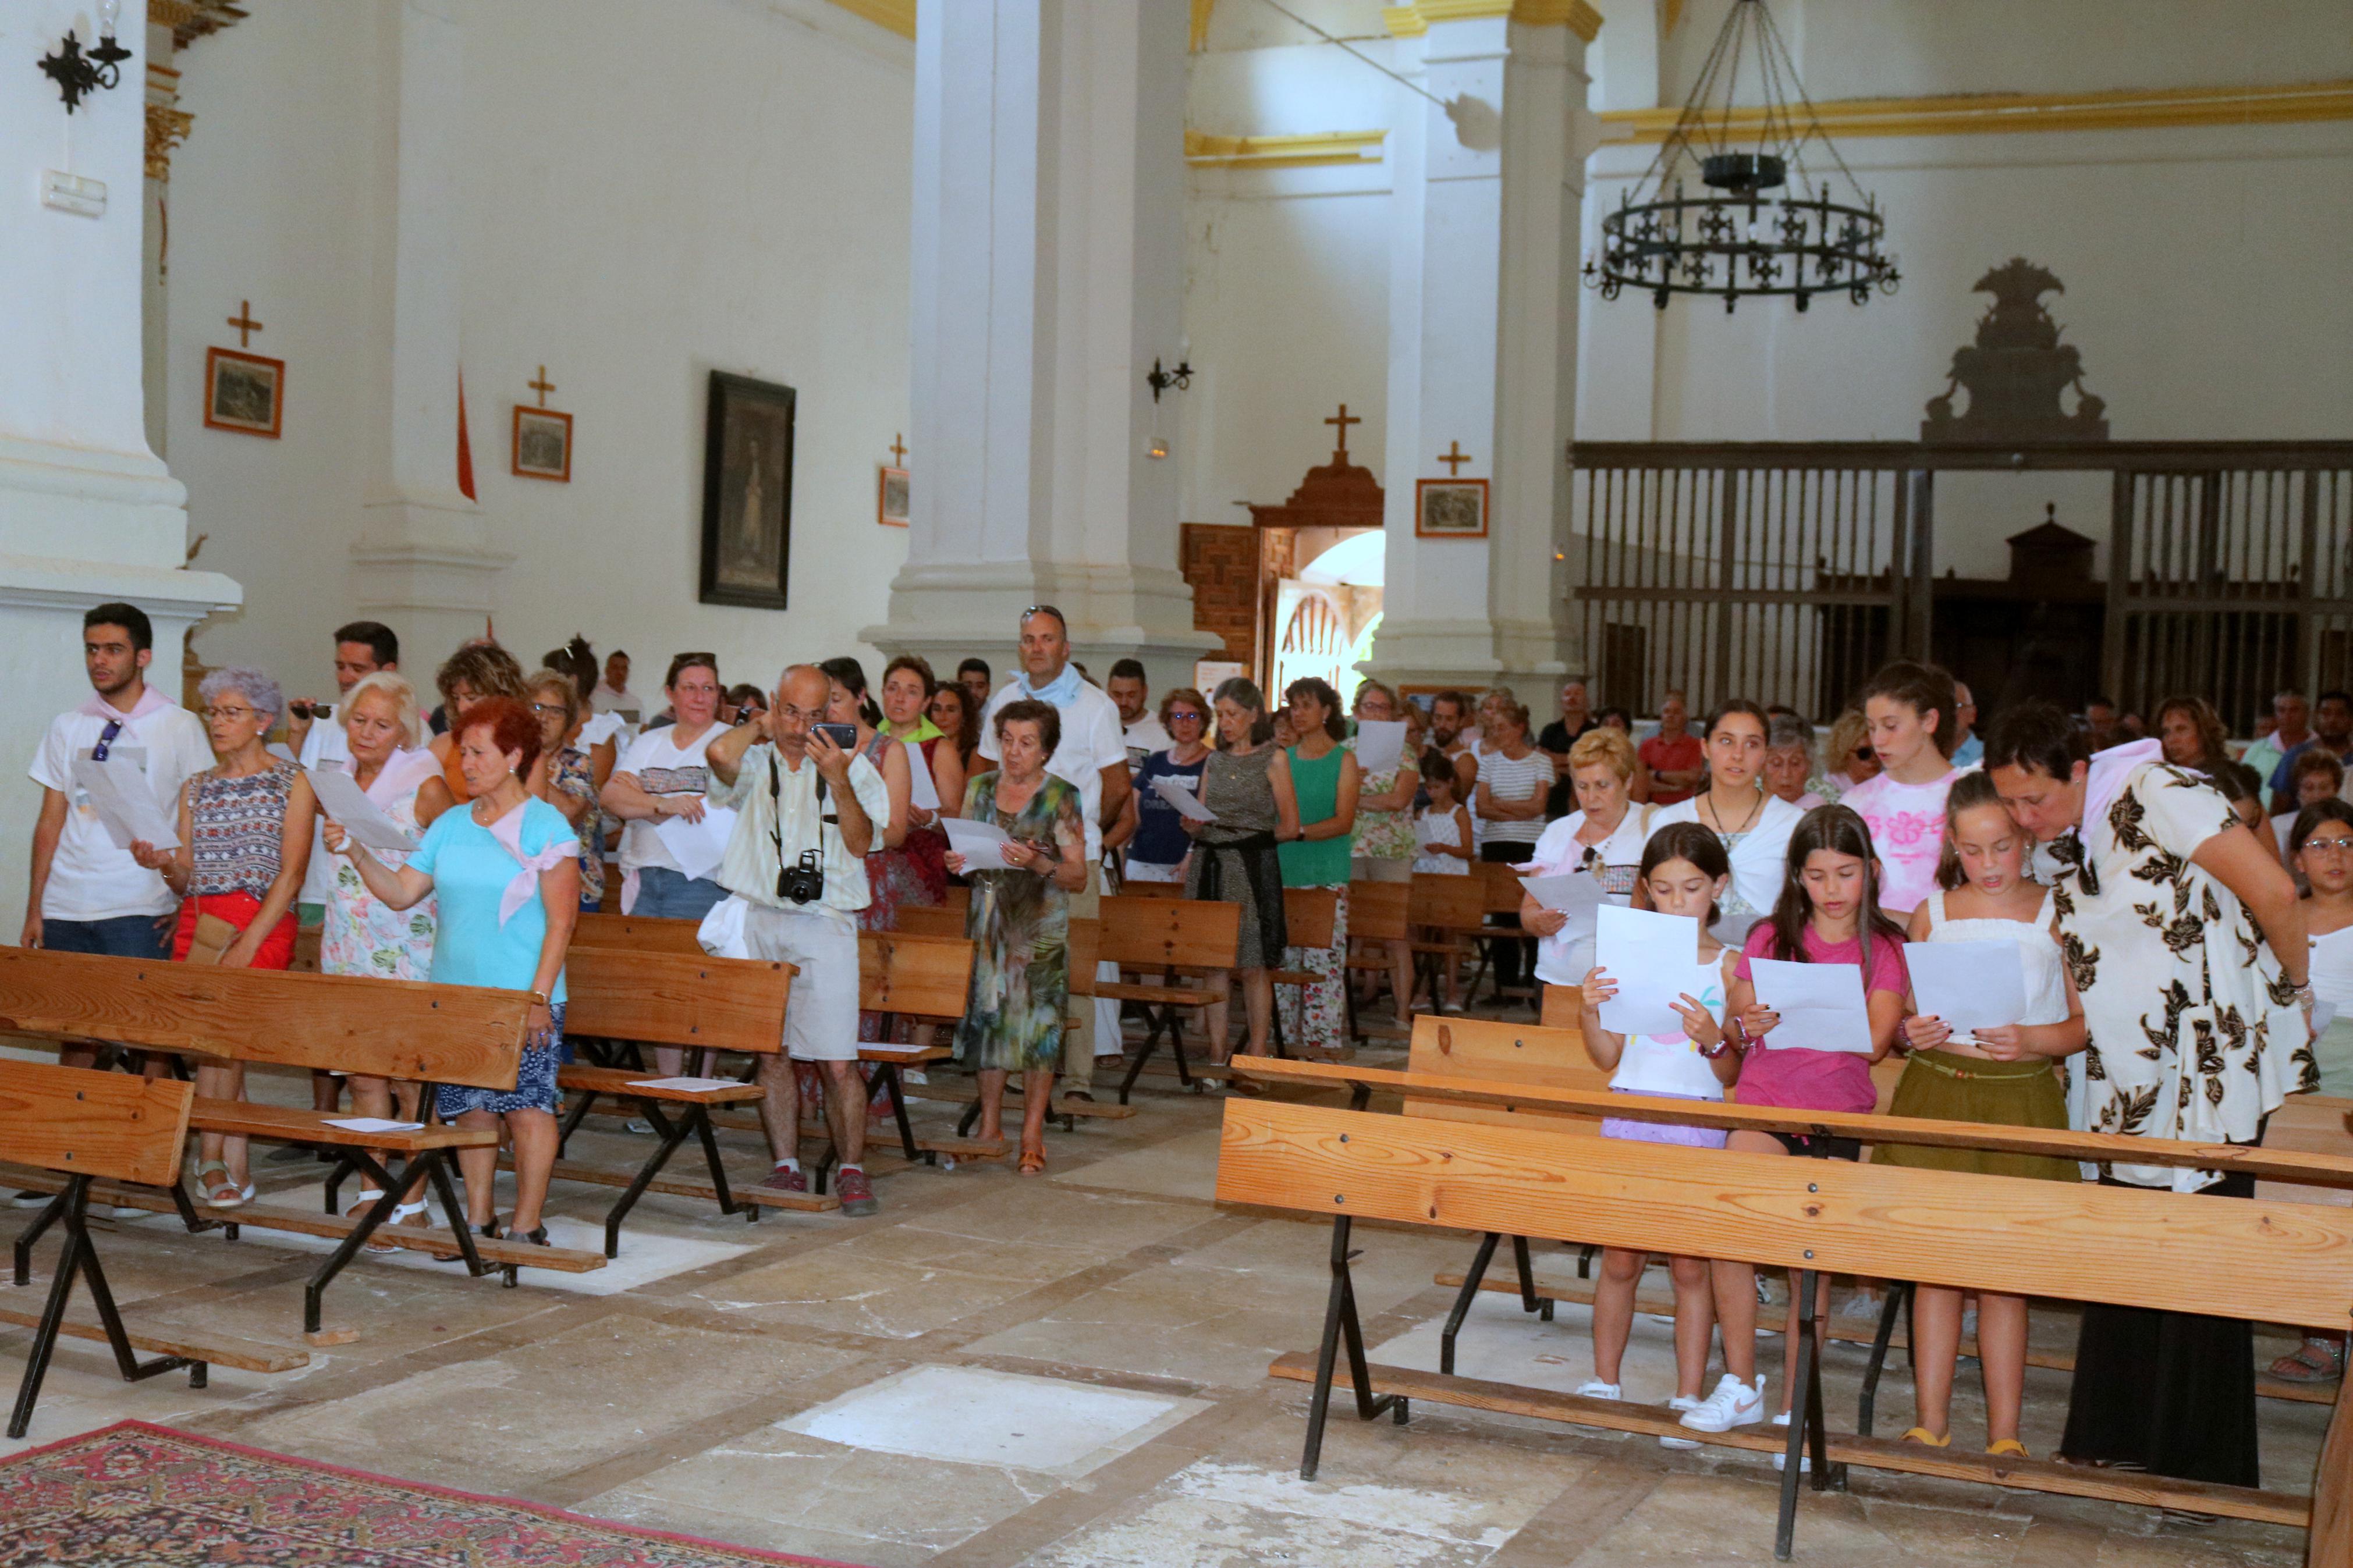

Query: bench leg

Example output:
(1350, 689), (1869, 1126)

(1857, 1279), (1910, 1439)
(11, 1177), (200, 1440)
(689, 1104), (748, 1224)
(11, 1191), (66, 1286)
(1774, 1267), (1833, 1561)
(413, 1150), (492, 1283)
(877, 1065), (921, 1164)
(558, 1086), (601, 1156)
(301, 1149), (411, 1335)
(602, 1101), (697, 1259)
(1510, 1235), (1549, 1318)
(1166, 1009), (1198, 1092)
(1439, 1232), (1502, 1376)
(1116, 1019), (1162, 1106)
(1301, 1215), (1407, 1482)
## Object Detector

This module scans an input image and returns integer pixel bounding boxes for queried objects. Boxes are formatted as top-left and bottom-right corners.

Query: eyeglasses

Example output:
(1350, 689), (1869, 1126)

(531, 702), (567, 717)
(1020, 604), (1067, 631)
(1167, 710), (1205, 723)
(2302, 836), (2353, 855)
(203, 706), (257, 723)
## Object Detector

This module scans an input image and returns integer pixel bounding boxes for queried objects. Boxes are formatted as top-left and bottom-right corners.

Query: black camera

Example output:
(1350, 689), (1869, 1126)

(778, 847), (825, 905)
(290, 700), (332, 720)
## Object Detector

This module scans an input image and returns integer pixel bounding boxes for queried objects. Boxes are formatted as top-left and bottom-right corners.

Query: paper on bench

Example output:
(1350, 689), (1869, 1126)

(1903, 939), (2027, 1039)
(1750, 956), (1876, 1054)
(307, 765), (420, 853)
(70, 756), (180, 851)
(1352, 719), (1407, 778)
(944, 815), (1017, 871)
(324, 1117), (424, 1133)
(653, 805), (738, 882)
(907, 742), (941, 812)
(626, 1076), (743, 1093)
(1593, 905), (1705, 1036)
(1151, 774), (1216, 822)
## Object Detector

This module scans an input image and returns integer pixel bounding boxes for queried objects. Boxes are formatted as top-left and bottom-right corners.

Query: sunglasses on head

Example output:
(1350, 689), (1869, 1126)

(1854, 746), (1874, 761)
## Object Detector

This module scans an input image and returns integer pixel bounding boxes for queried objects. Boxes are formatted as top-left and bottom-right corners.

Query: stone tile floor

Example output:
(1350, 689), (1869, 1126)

(0, 1027), (2326, 1565)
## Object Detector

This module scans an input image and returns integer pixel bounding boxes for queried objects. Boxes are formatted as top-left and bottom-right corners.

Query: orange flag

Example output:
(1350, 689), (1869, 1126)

(456, 371), (477, 500)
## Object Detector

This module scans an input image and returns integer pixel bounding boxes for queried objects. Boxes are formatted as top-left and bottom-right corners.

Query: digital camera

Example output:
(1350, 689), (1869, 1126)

(778, 847), (825, 905)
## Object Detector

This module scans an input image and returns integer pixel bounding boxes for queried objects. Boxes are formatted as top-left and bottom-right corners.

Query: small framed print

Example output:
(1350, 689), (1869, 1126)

(203, 347), (284, 438)
(512, 406), (573, 482)
(1415, 477), (1488, 539)
(878, 465), (910, 527)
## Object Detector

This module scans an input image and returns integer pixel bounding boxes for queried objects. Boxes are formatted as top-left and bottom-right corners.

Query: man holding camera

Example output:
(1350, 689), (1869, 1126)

(705, 664), (892, 1214)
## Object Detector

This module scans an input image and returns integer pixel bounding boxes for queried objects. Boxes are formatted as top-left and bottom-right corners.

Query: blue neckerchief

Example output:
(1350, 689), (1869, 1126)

(1018, 664), (1084, 706)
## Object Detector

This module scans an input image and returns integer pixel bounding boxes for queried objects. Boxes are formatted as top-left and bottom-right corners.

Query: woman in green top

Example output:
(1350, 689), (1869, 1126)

(1280, 678), (1361, 1055)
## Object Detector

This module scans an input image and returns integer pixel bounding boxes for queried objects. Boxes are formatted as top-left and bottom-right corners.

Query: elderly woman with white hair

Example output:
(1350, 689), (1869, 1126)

(130, 665), (318, 1208)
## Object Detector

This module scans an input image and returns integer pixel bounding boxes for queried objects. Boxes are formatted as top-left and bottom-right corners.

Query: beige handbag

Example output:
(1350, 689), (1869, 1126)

(183, 911), (239, 966)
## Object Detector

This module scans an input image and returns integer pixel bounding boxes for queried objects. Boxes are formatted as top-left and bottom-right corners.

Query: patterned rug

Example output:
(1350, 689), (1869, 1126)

(1, 1420), (867, 1567)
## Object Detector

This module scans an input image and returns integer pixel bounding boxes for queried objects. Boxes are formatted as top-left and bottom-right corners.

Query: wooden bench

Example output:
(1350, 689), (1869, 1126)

(0, 1059), (306, 1437)
(1095, 896), (1240, 1102)
(0, 948), (602, 1332)
(1340, 876), (1411, 1043)
(1214, 1084), (2353, 1560)
(546, 945), (821, 1252)
(1406, 873), (1486, 1012)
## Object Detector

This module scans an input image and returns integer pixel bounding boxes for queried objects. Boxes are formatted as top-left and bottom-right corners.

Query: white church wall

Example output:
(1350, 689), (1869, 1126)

(165, 0), (913, 698)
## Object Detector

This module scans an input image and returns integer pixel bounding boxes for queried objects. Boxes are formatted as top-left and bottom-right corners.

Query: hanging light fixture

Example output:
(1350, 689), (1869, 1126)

(1582, 0), (1898, 315)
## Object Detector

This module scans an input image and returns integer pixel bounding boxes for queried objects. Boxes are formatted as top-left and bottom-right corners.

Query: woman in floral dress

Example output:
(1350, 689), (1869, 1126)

(946, 701), (1087, 1175)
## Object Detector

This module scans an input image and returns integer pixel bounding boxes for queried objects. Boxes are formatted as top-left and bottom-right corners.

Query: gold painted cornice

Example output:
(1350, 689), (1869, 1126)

(1598, 79), (2353, 143)
(1191, 0), (1216, 52)
(1384, 0), (1601, 40)
(146, 102), (193, 182)
(824, 0), (914, 41)
(1186, 129), (1388, 170)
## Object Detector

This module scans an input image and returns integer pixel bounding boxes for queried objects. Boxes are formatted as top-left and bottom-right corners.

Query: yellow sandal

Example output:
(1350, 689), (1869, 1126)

(1899, 1427), (1951, 1448)
(1986, 1439), (2031, 1460)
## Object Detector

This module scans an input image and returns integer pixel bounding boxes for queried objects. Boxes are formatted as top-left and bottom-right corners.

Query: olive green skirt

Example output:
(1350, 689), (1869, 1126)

(1872, 1048), (2079, 1182)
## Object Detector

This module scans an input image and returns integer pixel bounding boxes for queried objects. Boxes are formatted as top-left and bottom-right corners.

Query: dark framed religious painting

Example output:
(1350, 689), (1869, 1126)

(203, 347), (284, 438)
(877, 465), (910, 527)
(1415, 477), (1488, 539)
(512, 406), (572, 482)
(700, 371), (796, 609)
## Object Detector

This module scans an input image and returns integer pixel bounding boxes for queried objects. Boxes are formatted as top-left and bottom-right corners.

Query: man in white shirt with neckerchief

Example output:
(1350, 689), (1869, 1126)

(979, 606), (1131, 1099)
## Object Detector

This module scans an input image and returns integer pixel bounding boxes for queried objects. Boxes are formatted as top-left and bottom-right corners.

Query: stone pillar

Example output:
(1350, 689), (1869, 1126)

(347, 0), (509, 662)
(1363, 2), (1597, 695)
(0, 0), (242, 915)
(864, 0), (1218, 675)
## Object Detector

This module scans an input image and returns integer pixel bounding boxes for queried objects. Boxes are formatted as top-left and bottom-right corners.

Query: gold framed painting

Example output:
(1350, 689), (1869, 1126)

(203, 347), (284, 438)
(1414, 477), (1488, 539)
(512, 406), (573, 482)
(878, 465), (910, 527)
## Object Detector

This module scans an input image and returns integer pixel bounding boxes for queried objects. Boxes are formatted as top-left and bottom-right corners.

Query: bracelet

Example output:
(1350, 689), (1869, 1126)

(1696, 1035), (1732, 1060)
(1724, 1017), (1749, 1053)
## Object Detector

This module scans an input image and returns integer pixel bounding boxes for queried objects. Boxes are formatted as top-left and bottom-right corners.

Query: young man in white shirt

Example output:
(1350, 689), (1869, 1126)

(1108, 659), (1170, 768)
(979, 607), (1132, 1097)
(705, 666), (890, 1214)
(19, 603), (213, 1201)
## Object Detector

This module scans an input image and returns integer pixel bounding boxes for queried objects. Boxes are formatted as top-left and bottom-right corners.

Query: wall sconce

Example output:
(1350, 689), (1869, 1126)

(1145, 357), (1194, 403)
(1147, 436), (1170, 460)
(40, 1), (132, 113)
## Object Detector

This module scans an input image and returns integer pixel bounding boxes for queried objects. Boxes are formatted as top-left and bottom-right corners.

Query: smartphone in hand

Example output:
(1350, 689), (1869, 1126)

(812, 723), (859, 750)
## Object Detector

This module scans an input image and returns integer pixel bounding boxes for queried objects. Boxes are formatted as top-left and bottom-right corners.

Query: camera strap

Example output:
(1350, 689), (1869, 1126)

(766, 748), (839, 867)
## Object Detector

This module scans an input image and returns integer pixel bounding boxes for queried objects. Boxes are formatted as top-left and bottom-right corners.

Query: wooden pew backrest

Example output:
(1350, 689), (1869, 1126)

(1531, 986), (1908, 1110)
(0, 948), (529, 1090)
(1283, 887), (1338, 950)
(1099, 895), (1240, 971)
(1406, 1015), (1606, 1134)
(1068, 917), (1099, 995)
(860, 932), (974, 1020)
(1347, 878), (1410, 942)
(1216, 1098), (2353, 1332)
(895, 905), (964, 939)
(1409, 873), (1486, 933)
(573, 913), (706, 954)
(0, 1058), (192, 1189)
(564, 948), (793, 1053)
(1473, 859), (1527, 915)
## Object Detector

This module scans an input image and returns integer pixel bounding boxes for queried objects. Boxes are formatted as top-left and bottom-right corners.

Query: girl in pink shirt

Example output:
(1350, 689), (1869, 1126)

(1837, 660), (1964, 919)
(1678, 805), (1908, 1439)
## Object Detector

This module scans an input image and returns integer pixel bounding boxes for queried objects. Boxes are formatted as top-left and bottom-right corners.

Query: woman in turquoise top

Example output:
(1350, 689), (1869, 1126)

(326, 696), (579, 1247)
(1279, 678), (1360, 1055)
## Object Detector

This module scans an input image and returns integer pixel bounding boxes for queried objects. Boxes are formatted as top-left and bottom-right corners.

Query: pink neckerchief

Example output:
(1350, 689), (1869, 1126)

(360, 747), (441, 808)
(480, 798), (579, 926)
(76, 687), (172, 726)
(2081, 738), (2164, 853)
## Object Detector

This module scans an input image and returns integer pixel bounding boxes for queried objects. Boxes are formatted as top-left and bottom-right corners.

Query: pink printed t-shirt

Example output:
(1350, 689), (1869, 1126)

(1836, 769), (1959, 916)
(1733, 922), (1907, 1114)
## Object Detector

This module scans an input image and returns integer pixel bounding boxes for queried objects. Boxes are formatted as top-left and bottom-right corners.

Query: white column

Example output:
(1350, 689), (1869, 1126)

(1364, 5), (1596, 694)
(0, 0), (242, 912)
(347, 0), (509, 662)
(865, 0), (1217, 673)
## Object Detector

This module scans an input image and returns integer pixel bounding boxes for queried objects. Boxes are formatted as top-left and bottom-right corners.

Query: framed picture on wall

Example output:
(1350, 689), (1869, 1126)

(203, 347), (285, 438)
(1415, 477), (1488, 539)
(512, 406), (572, 482)
(700, 371), (796, 610)
(878, 465), (910, 527)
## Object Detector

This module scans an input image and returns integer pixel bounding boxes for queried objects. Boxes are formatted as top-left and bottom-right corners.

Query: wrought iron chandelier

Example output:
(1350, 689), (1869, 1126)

(1583, 0), (1898, 314)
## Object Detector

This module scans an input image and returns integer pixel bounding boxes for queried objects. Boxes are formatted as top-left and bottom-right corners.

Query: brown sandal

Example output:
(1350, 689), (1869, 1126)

(1018, 1139), (1047, 1176)
(2270, 1335), (2347, 1384)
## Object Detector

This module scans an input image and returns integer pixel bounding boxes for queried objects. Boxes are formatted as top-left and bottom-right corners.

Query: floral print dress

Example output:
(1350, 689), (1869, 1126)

(552, 745), (604, 909)
(320, 771), (436, 981)
(953, 771), (1084, 1075)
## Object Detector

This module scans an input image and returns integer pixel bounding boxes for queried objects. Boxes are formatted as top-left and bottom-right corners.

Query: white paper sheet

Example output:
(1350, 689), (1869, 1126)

(1593, 905), (1705, 1036)
(1353, 719), (1407, 778)
(1903, 939), (2029, 1037)
(307, 765), (421, 852)
(324, 1117), (424, 1133)
(627, 1076), (743, 1093)
(944, 815), (1017, 872)
(70, 756), (180, 851)
(1151, 774), (1216, 822)
(1519, 872), (1606, 919)
(907, 742), (941, 812)
(653, 805), (738, 882)
(1751, 957), (1876, 1054)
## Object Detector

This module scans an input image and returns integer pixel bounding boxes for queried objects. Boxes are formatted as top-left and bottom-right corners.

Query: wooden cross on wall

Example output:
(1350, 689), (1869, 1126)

(528, 365), (556, 407)
(889, 432), (908, 465)
(1436, 440), (1472, 476)
(1325, 403), (1361, 459)
(225, 300), (264, 347)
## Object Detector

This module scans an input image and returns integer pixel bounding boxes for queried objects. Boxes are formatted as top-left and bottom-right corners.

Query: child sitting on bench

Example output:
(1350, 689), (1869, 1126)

(1574, 822), (1742, 1445)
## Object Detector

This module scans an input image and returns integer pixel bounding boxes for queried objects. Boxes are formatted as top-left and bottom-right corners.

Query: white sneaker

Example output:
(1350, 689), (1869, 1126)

(1678, 1373), (1765, 1432)
(1770, 1410), (1811, 1473)
(1660, 1395), (1702, 1449)
(1575, 1378), (1621, 1400)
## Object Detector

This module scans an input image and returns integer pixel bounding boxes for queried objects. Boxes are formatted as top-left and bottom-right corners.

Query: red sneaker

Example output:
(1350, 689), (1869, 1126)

(757, 1164), (808, 1195)
(836, 1165), (878, 1217)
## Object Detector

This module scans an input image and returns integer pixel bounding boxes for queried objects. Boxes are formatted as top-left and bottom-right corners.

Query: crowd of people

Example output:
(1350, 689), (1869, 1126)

(20, 598), (2352, 1489)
